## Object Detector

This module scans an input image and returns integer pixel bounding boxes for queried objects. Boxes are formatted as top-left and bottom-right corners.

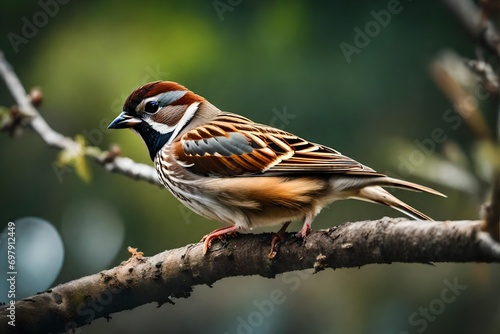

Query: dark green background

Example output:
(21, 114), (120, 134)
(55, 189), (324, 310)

(1, 1), (498, 333)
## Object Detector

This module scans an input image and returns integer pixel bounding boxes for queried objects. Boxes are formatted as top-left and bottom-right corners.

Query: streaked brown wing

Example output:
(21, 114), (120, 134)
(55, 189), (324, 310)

(172, 113), (381, 177)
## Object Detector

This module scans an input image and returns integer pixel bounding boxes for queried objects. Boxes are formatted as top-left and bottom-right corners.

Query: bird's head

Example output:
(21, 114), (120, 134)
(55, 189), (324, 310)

(108, 81), (210, 160)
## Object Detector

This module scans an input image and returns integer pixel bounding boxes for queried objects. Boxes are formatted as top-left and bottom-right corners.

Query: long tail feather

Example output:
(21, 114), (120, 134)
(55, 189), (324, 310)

(355, 186), (434, 221)
(358, 176), (446, 198)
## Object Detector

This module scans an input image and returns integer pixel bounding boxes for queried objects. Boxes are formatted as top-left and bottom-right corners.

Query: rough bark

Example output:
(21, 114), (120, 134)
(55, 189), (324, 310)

(1, 218), (499, 334)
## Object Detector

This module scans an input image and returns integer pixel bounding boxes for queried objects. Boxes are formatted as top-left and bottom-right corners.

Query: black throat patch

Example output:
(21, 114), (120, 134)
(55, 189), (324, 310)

(134, 122), (172, 160)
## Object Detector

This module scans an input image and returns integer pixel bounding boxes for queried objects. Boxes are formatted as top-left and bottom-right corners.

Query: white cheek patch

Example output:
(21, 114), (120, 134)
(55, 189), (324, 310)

(144, 116), (175, 134)
(168, 102), (200, 144)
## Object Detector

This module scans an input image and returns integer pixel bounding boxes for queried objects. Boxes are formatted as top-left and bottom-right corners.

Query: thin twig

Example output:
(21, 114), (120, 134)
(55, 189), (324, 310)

(439, 0), (500, 241)
(463, 58), (499, 92)
(441, 0), (500, 58)
(0, 50), (161, 187)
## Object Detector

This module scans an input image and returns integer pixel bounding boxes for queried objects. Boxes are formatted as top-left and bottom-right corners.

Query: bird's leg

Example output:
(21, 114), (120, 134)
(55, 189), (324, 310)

(201, 225), (239, 255)
(269, 221), (291, 259)
(296, 216), (313, 239)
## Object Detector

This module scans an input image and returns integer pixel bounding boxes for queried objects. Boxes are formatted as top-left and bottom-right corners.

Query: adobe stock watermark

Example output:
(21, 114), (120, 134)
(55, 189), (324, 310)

(7, 0), (71, 54)
(179, 204), (194, 225)
(269, 106), (296, 130)
(213, 0), (243, 22)
(224, 270), (313, 334)
(339, 0), (405, 64)
(400, 277), (467, 334)
(51, 64), (169, 182)
(109, 65), (170, 116)
(53, 283), (124, 334)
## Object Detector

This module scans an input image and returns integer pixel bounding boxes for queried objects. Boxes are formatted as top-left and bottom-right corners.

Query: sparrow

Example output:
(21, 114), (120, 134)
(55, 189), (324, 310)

(108, 81), (445, 255)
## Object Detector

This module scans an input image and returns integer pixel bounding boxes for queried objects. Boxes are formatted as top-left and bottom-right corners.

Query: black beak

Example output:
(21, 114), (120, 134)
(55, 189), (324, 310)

(108, 112), (142, 129)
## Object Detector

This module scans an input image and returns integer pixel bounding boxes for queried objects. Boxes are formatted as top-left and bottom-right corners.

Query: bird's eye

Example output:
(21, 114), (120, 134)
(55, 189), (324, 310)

(145, 101), (159, 113)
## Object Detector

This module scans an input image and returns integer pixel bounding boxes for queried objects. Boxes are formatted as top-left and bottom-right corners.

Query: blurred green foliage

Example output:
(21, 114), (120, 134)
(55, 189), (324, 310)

(1, 1), (499, 333)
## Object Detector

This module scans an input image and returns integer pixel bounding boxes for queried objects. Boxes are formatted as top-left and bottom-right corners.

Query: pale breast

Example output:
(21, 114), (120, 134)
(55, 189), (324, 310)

(155, 146), (248, 227)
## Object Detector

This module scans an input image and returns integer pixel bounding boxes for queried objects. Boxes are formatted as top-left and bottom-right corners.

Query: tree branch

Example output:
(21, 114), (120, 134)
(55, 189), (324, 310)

(441, 0), (500, 58)
(0, 218), (499, 334)
(0, 51), (161, 187)
(440, 0), (500, 241)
